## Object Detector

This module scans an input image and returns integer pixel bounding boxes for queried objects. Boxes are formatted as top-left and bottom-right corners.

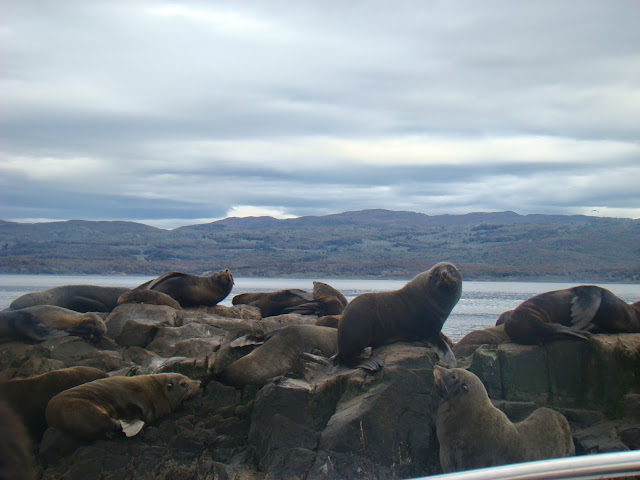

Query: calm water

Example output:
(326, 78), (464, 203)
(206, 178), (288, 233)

(1, 275), (638, 341)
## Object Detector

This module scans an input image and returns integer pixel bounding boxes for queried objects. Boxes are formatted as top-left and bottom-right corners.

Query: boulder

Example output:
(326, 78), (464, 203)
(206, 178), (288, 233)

(105, 304), (179, 347)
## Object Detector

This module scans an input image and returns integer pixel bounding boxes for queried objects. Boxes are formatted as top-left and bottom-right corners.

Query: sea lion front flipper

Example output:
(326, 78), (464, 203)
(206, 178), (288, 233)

(426, 332), (457, 368)
(13, 314), (67, 341)
(570, 286), (602, 330)
(147, 272), (188, 290)
(541, 323), (592, 341)
(119, 419), (145, 437)
(357, 356), (383, 373)
(229, 334), (266, 348)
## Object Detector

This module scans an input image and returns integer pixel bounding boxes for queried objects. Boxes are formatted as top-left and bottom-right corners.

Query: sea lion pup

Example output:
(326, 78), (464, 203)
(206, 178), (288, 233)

(335, 262), (462, 370)
(0, 400), (37, 480)
(434, 366), (574, 473)
(9, 285), (130, 312)
(232, 289), (314, 317)
(133, 269), (234, 308)
(0, 366), (109, 441)
(117, 289), (182, 310)
(45, 373), (201, 440)
(222, 324), (337, 386)
(0, 305), (107, 343)
(452, 325), (510, 358)
(502, 285), (640, 345)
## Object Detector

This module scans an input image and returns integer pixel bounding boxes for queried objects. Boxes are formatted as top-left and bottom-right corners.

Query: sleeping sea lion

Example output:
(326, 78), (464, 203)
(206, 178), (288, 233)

(134, 269), (234, 308)
(232, 289), (314, 317)
(502, 285), (640, 345)
(117, 289), (182, 310)
(0, 366), (109, 441)
(335, 262), (462, 369)
(9, 285), (130, 312)
(0, 305), (107, 343)
(45, 373), (200, 440)
(434, 365), (574, 472)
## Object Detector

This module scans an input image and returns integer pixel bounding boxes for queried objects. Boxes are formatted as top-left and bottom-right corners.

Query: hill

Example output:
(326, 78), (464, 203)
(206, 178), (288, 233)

(0, 210), (638, 282)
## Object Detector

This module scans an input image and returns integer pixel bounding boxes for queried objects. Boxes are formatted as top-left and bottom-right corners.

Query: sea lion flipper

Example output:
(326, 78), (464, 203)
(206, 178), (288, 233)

(229, 334), (266, 348)
(570, 287), (602, 329)
(119, 418), (145, 437)
(542, 323), (592, 341)
(283, 301), (320, 315)
(427, 333), (457, 368)
(147, 272), (187, 290)
(357, 356), (383, 373)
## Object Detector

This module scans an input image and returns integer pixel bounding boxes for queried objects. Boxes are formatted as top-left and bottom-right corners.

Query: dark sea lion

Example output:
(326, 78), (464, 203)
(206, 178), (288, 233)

(502, 285), (640, 345)
(285, 281), (349, 316)
(0, 366), (109, 442)
(117, 289), (182, 310)
(232, 289), (314, 317)
(0, 305), (107, 343)
(452, 325), (510, 358)
(313, 281), (349, 308)
(0, 400), (37, 480)
(222, 324), (337, 386)
(134, 269), (234, 308)
(335, 262), (462, 369)
(434, 365), (574, 473)
(45, 373), (200, 440)
(9, 285), (130, 312)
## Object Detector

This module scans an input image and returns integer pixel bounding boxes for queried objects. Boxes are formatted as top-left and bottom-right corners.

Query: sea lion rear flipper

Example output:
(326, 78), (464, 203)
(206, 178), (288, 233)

(570, 287), (602, 330)
(427, 332), (457, 368)
(119, 419), (145, 437)
(357, 356), (383, 373)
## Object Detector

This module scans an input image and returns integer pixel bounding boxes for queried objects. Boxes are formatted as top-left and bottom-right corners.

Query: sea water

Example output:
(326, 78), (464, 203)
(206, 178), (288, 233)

(1, 275), (638, 341)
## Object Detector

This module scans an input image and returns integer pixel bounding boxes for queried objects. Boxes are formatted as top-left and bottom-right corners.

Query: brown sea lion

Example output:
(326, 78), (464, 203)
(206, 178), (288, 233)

(232, 289), (314, 317)
(134, 269), (234, 308)
(434, 365), (574, 473)
(284, 281), (349, 316)
(335, 262), (462, 369)
(117, 289), (182, 310)
(315, 315), (341, 328)
(9, 285), (130, 312)
(452, 325), (510, 358)
(222, 324), (337, 386)
(502, 285), (640, 345)
(45, 373), (200, 440)
(313, 281), (349, 308)
(0, 366), (109, 442)
(0, 399), (37, 480)
(0, 305), (107, 343)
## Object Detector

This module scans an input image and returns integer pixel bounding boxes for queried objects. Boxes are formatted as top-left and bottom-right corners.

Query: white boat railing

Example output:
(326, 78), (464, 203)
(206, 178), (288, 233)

(411, 451), (640, 480)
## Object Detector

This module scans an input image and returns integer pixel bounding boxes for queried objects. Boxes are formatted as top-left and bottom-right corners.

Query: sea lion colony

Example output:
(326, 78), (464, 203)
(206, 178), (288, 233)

(1, 265), (639, 475)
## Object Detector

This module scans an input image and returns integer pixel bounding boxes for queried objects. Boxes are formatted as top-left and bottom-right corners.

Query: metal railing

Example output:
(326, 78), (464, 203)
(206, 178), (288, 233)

(411, 451), (640, 480)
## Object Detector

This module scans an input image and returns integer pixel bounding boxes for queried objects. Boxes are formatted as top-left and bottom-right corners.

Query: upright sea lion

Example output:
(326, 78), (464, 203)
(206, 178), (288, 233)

(222, 324), (337, 386)
(335, 262), (462, 368)
(0, 366), (109, 442)
(502, 285), (640, 345)
(232, 289), (314, 317)
(117, 289), (182, 310)
(134, 269), (234, 308)
(9, 285), (130, 312)
(45, 373), (201, 440)
(434, 366), (574, 473)
(0, 305), (107, 343)
(0, 400), (36, 480)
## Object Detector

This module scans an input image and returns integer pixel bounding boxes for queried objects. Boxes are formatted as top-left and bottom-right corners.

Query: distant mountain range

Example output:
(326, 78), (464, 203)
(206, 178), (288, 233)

(1, 209), (639, 282)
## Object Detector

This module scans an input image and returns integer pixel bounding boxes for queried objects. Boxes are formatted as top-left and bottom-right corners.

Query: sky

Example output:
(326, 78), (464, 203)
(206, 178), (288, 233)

(1, 0), (639, 229)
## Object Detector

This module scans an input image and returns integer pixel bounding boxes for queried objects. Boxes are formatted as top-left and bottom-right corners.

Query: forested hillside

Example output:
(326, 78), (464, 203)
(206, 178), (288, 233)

(1, 210), (638, 282)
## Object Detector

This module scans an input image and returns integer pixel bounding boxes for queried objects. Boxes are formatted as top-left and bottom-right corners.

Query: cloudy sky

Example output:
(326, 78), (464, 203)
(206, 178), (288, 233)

(1, 1), (639, 229)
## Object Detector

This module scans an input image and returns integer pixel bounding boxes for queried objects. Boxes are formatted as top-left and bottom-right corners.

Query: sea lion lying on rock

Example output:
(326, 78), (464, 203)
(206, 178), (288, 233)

(9, 285), (130, 312)
(232, 289), (314, 317)
(0, 366), (109, 441)
(501, 285), (640, 345)
(434, 365), (575, 473)
(335, 262), (462, 370)
(452, 325), (510, 358)
(133, 269), (234, 308)
(117, 289), (182, 310)
(0, 305), (107, 343)
(0, 400), (36, 480)
(45, 373), (201, 440)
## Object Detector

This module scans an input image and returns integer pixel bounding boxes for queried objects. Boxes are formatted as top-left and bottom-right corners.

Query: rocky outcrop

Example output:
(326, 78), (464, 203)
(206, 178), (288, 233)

(1, 303), (638, 479)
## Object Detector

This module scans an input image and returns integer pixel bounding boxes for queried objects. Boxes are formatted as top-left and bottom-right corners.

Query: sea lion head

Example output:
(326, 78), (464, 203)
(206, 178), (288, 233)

(430, 262), (462, 294)
(159, 373), (201, 408)
(211, 269), (234, 294)
(496, 310), (512, 326)
(433, 366), (485, 402)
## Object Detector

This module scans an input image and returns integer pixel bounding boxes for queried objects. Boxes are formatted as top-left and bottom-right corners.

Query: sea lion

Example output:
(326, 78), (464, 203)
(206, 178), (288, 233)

(335, 262), (462, 369)
(0, 400), (36, 480)
(502, 285), (640, 345)
(134, 269), (234, 308)
(452, 325), (510, 358)
(433, 365), (574, 473)
(0, 366), (109, 442)
(9, 285), (130, 312)
(313, 281), (349, 308)
(222, 324), (337, 386)
(117, 289), (182, 310)
(0, 305), (107, 343)
(45, 373), (201, 440)
(232, 289), (314, 317)
(284, 281), (349, 316)
(315, 315), (341, 328)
